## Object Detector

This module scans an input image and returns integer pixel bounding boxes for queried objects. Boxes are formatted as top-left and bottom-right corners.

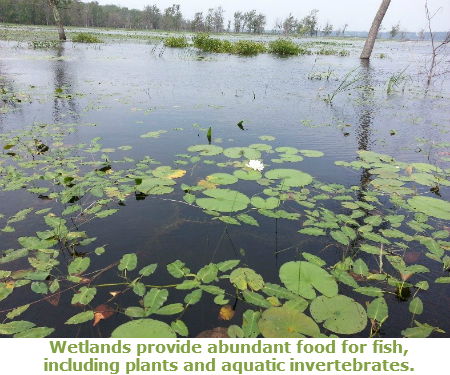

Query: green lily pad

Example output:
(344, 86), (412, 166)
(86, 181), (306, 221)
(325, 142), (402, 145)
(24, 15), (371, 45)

(111, 319), (176, 338)
(407, 196), (450, 220)
(279, 261), (338, 300)
(223, 147), (261, 159)
(258, 306), (320, 338)
(206, 173), (238, 185)
(233, 169), (262, 180)
(265, 169), (313, 188)
(249, 143), (272, 151)
(250, 197), (279, 210)
(196, 189), (250, 212)
(187, 144), (223, 156)
(300, 150), (324, 157)
(275, 147), (298, 154)
(310, 295), (367, 334)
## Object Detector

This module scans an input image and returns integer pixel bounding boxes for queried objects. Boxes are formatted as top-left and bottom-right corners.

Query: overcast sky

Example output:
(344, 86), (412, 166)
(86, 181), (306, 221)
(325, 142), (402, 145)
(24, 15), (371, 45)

(93, 0), (450, 31)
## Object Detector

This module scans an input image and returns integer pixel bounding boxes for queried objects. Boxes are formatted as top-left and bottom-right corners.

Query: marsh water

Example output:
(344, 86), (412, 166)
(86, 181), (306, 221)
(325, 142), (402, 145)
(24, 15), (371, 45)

(1, 29), (449, 338)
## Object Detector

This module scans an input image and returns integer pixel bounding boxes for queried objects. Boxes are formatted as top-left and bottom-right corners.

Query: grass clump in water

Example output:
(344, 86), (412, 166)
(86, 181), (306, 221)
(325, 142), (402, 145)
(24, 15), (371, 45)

(192, 33), (233, 53)
(72, 33), (103, 43)
(164, 35), (189, 48)
(192, 33), (265, 55)
(234, 40), (266, 55)
(269, 38), (310, 56)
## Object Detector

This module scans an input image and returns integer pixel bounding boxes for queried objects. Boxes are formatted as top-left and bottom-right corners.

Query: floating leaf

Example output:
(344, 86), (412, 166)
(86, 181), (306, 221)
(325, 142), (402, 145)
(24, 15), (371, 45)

(71, 287), (97, 305)
(299, 227), (326, 236)
(265, 169), (313, 187)
(0, 321), (35, 335)
(197, 189), (250, 213)
(111, 319), (176, 338)
(250, 196), (279, 209)
(118, 253), (137, 271)
(330, 230), (350, 245)
(310, 295), (367, 334)
(196, 264), (218, 283)
(367, 297), (388, 323)
(139, 264), (157, 277)
(184, 289), (202, 305)
(65, 311), (94, 325)
(155, 303), (184, 315)
(409, 297), (423, 315)
(224, 147), (261, 159)
(219, 305), (235, 321)
(13, 327), (54, 338)
(300, 150), (324, 157)
(187, 145), (223, 156)
(408, 196), (450, 220)
(68, 257), (90, 275)
(259, 306), (320, 338)
(171, 320), (188, 337)
(230, 268), (264, 291)
(233, 169), (262, 181)
(167, 260), (189, 278)
(279, 261), (338, 300)
(242, 310), (261, 338)
(144, 288), (169, 314)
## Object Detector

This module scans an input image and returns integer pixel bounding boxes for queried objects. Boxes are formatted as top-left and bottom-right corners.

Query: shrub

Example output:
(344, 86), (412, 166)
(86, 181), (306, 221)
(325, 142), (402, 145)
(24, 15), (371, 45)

(269, 38), (303, 56)
(72, 33), (103, 43)
(233, 40), (266, 55)
(192, 33), (233, 53)
(163, 35), (188, 48)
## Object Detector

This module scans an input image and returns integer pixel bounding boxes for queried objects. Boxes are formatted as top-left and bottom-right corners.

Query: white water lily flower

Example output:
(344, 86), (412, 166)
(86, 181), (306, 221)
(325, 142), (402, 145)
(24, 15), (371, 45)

(246, 160), (264, 172)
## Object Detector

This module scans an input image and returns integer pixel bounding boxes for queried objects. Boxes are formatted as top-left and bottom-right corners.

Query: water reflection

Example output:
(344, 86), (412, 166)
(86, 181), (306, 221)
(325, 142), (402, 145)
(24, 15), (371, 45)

(52, 45), (80, 123)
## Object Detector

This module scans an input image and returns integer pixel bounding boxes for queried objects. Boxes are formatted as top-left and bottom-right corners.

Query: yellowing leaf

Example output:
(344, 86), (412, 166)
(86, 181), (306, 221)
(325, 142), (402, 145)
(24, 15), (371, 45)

(218, 305), (235, 321)
(198, 179), (217, 189)
(167, 170), (186, 179)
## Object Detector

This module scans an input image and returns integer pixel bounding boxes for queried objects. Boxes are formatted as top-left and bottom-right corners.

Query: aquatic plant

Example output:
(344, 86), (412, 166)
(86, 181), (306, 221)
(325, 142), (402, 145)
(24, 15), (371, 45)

(387, 66), (410, 94)
(233, 40), (266, 55)
(28, 40), (60, 49)
(324, 67), (363, 104)
(268, 39), (309, 56)
(0, 117), (449, 338)
(71, 33), (103, 43)
(163, 35), (189, 48)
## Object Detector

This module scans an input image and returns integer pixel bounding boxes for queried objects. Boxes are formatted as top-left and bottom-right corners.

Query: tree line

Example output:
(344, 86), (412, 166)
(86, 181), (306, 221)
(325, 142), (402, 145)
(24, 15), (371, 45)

(0, 0), (332, 36)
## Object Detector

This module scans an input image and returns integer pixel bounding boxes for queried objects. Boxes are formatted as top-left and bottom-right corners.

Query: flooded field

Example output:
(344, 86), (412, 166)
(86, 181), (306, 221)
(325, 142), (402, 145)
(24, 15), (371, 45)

(0, 26), (449, 338)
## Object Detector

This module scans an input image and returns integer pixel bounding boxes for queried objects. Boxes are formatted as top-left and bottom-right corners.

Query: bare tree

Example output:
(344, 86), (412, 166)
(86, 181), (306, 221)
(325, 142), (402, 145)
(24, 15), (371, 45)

(424, 1), (450, 86)
(360, 0), (391, 59)
(48, 0), (71, 41)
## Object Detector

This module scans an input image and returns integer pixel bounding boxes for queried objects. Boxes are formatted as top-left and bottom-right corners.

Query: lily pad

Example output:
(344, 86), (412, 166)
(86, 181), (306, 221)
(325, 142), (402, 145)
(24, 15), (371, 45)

(258, 306), (320, 338)
(111, 319), (176, 338)
(187, 145), (223, 156)
(206, 173), (238, 185)
(233, 169), (262, 180)
(279, 261), (338, 299)
(250, 197), (279, 210)
(223, 147), (261, 159)
(196, 189), (250, 212)
(300, 150), (324, 157)
(265, 169), (313, 188)
(310, 295), (367, 334)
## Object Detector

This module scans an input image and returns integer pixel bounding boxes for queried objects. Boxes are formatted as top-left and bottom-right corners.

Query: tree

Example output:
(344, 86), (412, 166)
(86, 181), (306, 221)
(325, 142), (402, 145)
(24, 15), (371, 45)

(390, 22), (400, 39)
(233, 11), (243, 33)
(48, 0), (71, 41)
(191, 12), (204, 32)
(298, 9), (319, 37)
(282, 13), (297, 35)
(322, 21), (333, 36)
(424, 0), (450, 86)
(360, 0), (391, 59)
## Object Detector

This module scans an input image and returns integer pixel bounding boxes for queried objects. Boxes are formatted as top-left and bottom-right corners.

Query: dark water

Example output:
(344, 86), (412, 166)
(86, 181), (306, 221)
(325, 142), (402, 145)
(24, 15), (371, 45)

(0, 36), (449, 338)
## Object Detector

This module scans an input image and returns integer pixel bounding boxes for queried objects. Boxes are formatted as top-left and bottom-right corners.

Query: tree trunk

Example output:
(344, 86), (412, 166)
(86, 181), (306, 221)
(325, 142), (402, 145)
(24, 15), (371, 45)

(360, 0), (391, 59)
(48, 0), (66, 41)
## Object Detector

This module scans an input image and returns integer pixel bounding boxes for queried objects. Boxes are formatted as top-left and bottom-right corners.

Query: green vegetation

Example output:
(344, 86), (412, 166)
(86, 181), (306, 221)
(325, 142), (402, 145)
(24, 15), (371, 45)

(71, 32), (103, 43)
(0, 114), (449, 337)
(163, 35), (188, 48)
(191, 33), (265, 55)
(28, 40), (60, 49)
(269, 38), (310, 56)
(317, 47), (350, 56)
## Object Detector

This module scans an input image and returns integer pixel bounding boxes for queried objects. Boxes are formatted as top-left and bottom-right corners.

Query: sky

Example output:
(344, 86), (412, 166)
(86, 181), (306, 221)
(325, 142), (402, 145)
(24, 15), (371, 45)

(93, 0), (450, 32)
